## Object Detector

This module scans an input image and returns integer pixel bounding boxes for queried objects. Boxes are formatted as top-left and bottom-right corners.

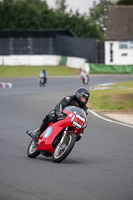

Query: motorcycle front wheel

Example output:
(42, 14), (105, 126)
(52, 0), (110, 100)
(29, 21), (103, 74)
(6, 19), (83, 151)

(27, 140), (40, 158)
(52, 133), (76, 163)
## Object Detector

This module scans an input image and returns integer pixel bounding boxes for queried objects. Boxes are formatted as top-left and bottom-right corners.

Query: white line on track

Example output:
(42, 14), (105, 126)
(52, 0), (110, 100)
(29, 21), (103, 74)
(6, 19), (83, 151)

(88, 109), (133, 129)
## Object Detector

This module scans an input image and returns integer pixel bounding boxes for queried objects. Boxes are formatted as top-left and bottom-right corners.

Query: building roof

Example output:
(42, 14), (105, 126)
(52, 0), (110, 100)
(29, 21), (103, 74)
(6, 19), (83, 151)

(105, 6), (133, 41)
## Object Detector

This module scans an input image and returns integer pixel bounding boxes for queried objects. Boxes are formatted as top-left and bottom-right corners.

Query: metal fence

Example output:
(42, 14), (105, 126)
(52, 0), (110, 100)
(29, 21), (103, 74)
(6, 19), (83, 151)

(0, 30), (104, 63)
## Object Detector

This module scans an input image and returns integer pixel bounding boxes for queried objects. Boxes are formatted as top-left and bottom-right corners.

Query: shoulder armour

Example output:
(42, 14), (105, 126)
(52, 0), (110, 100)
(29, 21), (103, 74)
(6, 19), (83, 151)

(66, 96), (71, 102)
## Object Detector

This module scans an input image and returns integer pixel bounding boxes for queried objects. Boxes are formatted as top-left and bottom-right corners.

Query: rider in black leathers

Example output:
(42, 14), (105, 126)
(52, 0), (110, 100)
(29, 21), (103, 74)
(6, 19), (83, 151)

(35, 87), (90, 141)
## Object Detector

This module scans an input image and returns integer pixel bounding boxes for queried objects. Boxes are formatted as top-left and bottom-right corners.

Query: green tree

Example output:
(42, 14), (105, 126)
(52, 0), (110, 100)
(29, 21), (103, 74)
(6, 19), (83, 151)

(0, 0), (48, 29)
(117, 0), (133, 5)
(0, 0), (103, 39)
(89, 0), (116, 32)
(55, 0), (68, 13)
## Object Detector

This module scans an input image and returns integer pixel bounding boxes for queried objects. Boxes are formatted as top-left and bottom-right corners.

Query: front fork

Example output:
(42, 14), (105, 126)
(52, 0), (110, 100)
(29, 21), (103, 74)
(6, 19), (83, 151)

(59, 127), (68, 146)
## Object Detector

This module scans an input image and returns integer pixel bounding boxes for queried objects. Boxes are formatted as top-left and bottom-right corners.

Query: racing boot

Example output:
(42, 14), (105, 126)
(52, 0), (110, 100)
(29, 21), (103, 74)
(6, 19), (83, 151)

(35, 129), (41, 142)
(35, 116), (49, 142)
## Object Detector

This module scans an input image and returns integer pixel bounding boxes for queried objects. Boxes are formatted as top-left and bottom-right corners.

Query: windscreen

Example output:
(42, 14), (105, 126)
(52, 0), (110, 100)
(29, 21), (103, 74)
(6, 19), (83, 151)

(63, 106), (86, 118)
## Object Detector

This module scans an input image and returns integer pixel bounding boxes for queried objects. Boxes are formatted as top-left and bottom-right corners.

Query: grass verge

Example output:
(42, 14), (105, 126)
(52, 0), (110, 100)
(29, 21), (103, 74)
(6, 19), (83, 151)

(88, 81), (133, 113)
(0, 65), (80, 77)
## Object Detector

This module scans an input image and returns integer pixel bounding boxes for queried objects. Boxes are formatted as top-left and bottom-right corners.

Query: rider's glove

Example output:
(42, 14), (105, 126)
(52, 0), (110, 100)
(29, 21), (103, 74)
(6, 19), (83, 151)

(56, 112), (65, 120)
(85, 108), (89, 115)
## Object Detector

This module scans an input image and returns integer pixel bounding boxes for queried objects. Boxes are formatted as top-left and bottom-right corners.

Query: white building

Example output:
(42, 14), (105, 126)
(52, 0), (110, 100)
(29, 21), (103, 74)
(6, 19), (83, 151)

(105, 6), (133, 65)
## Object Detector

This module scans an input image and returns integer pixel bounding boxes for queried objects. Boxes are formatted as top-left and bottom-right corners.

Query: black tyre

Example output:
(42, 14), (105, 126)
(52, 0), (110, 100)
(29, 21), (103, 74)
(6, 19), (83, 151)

(52, 133), (76, 163)
(27, 140), (40, 158)
(42, 82), (45, 87)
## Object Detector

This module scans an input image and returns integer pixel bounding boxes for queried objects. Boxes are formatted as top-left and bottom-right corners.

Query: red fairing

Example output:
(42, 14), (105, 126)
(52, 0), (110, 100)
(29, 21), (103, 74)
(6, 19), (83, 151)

(37, 124), (63, 152)
(37, 107), (87, 154)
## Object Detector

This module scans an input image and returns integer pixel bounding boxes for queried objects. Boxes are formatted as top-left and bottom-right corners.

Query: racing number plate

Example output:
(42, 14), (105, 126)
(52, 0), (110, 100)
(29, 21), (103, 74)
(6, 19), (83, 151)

(72, 114), (85, 129)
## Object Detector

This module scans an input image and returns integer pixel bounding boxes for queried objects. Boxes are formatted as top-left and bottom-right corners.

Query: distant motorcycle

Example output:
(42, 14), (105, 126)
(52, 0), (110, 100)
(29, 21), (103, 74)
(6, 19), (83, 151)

(39, 77), (46, 87)
(81, 75), (89, 85)
(26, 106), (87, 163)
(39, 70), (47, 87)
(81, 69), (89, 85)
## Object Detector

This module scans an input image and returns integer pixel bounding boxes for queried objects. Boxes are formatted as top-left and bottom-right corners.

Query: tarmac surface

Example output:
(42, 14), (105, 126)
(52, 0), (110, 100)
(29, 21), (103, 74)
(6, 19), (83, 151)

(1, 75), (133, 200)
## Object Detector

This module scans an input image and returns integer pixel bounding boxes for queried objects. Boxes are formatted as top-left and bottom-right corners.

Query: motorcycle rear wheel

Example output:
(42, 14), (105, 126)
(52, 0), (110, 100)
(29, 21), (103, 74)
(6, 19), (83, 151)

(27, 140), (40, 158)
(52, 133), (76, 163)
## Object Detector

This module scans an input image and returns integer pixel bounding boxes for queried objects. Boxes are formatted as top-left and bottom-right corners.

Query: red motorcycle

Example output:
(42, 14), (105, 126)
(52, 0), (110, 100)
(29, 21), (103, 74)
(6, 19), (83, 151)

(26, 106), (87, 163)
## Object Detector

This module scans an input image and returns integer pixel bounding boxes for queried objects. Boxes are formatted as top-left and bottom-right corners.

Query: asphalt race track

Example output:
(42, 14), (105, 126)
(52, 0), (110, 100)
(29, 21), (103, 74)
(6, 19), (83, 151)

(0, 74), (133, 200)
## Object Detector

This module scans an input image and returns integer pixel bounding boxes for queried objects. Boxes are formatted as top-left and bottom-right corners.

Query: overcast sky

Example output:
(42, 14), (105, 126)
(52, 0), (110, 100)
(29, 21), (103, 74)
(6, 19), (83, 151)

(45, 0), (100, 14)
